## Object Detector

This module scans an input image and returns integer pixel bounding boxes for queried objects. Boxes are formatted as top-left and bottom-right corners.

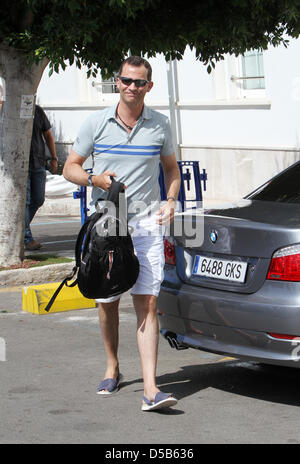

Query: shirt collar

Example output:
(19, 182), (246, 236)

(107, 103), (118, 121)
(107, 102), (152, 121)
(141, 105), (152, 120)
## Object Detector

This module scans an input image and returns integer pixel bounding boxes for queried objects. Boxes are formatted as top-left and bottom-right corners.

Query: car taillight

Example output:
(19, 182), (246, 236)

(164, 237), (176, 265)
(267, 244), (300, 281)
(268, 333), (300, 340)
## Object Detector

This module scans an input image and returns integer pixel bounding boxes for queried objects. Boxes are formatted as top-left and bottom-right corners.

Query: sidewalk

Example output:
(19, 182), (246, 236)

(0, 214), (81, 288)
(0, 261), (76, 288)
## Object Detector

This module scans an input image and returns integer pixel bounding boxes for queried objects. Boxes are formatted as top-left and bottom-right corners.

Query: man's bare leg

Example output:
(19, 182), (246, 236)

(132, 294), (160, 400)
(98, 299), (120, 390)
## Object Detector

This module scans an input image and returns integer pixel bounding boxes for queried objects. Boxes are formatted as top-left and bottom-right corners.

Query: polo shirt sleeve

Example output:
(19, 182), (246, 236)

(160, 117), (175, 157)
(73, 114), (96, 158)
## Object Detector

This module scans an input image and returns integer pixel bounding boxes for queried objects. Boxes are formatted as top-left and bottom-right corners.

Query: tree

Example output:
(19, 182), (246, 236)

(1, 0), (300, 265)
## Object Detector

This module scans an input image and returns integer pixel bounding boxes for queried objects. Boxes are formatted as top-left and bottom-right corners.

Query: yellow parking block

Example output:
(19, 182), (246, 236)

(22, 282), (96, 315)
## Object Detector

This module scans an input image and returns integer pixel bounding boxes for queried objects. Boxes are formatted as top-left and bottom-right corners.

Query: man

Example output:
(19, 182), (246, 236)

(63, 56), (181, 412)
(25, 105), (58, 251)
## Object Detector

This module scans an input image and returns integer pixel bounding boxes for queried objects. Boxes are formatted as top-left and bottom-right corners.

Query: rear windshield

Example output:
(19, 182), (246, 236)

(248, 162), (300, 203)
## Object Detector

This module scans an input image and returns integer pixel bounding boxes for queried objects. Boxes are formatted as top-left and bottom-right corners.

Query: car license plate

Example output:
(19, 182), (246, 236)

(192, 256), (248, 283)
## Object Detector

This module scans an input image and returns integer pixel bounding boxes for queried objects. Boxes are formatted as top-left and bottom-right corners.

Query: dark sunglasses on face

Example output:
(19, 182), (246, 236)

(118, 76), (149, 88)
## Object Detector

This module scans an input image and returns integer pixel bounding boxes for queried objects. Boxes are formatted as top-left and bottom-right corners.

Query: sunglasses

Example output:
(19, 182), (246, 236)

(118, 76), (149, 88)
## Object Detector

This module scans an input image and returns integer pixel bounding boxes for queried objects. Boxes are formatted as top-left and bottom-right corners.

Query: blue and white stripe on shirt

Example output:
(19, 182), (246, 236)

(93, 144), (161, 157)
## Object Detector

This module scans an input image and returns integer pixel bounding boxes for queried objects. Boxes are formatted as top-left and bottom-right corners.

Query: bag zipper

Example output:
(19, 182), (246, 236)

(106, 250), (114, 279)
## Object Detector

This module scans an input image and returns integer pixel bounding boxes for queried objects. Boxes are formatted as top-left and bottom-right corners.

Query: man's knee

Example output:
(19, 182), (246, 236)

(133, 294), (157, 306)
(133, 294), (158, 318)
(97, 299), (120, 313)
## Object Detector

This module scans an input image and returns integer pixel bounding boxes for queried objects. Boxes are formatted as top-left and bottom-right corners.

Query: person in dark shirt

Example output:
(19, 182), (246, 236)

(25, 105), (58, 251)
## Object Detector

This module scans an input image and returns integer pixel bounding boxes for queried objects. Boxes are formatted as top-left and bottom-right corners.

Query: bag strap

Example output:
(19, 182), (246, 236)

(107, 176), (125, 206)
(79, 212), (102, 260)
(44, 212), (101, 313)
(44, 267), (78, 312)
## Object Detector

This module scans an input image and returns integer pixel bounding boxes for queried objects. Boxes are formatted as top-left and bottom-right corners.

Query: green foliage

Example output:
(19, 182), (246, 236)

(1, 0), (300, 75)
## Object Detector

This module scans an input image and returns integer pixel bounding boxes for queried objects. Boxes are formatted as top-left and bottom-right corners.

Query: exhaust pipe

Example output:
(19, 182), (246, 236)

(165, 332), (189, 350)
(172, 337), (189, 350)
(166, 335), (175, 349)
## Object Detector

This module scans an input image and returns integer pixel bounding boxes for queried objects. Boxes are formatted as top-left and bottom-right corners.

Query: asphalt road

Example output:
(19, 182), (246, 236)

(25, 214), (82, 258)
(1, 214), (300, 445)
(1, 292), (300, 446)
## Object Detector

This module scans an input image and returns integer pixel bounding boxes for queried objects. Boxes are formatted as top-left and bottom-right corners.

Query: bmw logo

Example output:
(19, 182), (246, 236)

(210, 230), (218, 243)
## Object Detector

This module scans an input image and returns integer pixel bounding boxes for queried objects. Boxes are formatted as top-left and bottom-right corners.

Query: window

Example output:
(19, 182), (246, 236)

(234, 49), (266, 98)
(248, 162), (300, 204)
(92, 72), (119, 96)
(213, 49), (267, 102)
(101, 75), (119, 94)
(241, 50), (265, 90)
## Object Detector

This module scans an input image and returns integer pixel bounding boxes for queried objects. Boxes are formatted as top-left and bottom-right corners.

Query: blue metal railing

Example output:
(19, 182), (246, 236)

(72, 168), (93, 225)
(73, 161), (207, 225)
(159, 160), (207, 211)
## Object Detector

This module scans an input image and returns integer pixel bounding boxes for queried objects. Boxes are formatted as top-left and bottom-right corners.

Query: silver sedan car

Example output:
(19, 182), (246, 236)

(158, 161), (300, 368)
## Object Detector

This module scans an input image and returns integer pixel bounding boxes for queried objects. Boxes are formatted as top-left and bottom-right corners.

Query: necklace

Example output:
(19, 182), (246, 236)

(117, 111), (134, 131)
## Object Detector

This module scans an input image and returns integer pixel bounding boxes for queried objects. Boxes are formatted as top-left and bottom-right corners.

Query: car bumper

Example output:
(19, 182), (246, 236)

(158, 272), (300, 368)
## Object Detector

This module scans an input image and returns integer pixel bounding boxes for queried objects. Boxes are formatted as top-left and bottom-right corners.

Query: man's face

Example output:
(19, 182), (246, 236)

(116, 63), (153, 106)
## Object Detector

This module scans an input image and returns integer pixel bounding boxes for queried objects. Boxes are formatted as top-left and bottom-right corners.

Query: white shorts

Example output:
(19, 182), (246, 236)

(96, 213), (165, 304)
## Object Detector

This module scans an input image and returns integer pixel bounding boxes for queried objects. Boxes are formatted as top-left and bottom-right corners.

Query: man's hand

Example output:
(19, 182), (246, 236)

(63, 150), (126, 191)
(92, 171), (117, 190)
(156, 199), (177, 225)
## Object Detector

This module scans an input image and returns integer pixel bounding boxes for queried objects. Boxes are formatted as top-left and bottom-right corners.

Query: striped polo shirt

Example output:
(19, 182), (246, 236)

(73, 103), (174, 218)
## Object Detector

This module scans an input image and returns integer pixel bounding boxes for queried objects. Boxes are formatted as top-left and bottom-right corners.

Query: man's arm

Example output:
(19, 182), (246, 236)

(43, 129), (57, 174)
(63, 149), (116, 191)
(157, 153), (181, 224)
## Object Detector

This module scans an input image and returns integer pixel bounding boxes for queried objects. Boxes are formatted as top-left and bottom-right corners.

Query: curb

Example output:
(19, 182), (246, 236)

(0, 262), (76, 288)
